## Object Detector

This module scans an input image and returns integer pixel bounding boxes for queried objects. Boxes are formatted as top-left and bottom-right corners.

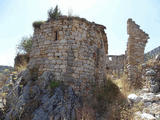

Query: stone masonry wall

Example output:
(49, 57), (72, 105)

(28, 16), (108, 95)
(106, 55), (126, 78)
(126, 19), (149, 87)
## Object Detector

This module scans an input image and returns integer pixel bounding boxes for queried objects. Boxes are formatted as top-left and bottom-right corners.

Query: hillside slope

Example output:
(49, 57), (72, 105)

(145, 46), (160, 61)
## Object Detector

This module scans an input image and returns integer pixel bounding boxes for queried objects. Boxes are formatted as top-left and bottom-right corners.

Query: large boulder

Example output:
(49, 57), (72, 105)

(128, 94), (141, 103)
(146, 69), (156, 76)
(135, 112), (156, 120)
(155, 54), (160, 61)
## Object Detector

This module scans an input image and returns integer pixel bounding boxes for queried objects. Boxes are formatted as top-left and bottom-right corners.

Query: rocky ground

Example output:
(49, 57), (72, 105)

(0, 68), (125, 120)
(0, 66), (13, 73)
(128, 87), (160, 120)
(0, 65), (13, 110)
(0, 70), (82, 120)
(0, 65), (13, 83)
(0, 56), (159, 120)
(128, 55), (160, 120)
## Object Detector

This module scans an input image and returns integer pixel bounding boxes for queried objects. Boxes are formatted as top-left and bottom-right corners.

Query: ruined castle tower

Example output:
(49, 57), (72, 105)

(28, 16), (108, 94)
(126, 19), (149, 87)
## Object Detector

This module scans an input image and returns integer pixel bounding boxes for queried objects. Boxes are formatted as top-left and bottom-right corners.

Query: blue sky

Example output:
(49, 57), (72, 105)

(0, 0), (160, 66)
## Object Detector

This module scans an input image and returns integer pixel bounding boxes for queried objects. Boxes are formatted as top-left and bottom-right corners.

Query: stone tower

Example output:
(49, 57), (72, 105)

(28, 16), (108, 94)
(126, 19), (149, 87)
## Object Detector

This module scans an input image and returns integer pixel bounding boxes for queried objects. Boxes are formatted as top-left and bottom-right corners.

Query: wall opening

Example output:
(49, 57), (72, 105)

(55, 31), (58, 40)
(109, 57), (112, 61)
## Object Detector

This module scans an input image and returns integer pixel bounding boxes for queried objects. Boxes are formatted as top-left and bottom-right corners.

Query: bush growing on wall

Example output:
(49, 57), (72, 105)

(33, 21), (44, 29)
(48, 5), (62, 20)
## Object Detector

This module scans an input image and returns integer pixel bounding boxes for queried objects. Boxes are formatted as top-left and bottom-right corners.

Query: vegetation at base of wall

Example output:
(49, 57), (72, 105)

(86, 74), (144, 119)
(48, 5), (62, 20)
(32, 21), (44, 29)
(109, 72), (147, 119)
(113, 73), (132, 96)
(15, 36), (32, 72)
(88, 78), (129, 119)
(92, 80), (121, 115)
(14, 54), (29, 72)
(15, 63), (27, 73)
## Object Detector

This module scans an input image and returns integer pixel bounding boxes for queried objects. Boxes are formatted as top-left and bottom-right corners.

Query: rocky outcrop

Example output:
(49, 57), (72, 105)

(0, 65), (13, 89)
(128, 58), (160, 120)
(0, 66), (13, 74)
(126, 19), (149, 87)
(145, 46), (160, 61)
(1, 70), (82, 120)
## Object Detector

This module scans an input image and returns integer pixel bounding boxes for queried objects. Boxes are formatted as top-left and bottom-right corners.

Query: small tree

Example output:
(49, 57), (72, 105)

(17, 36), (33, 54)
(48, 5), (62, 20)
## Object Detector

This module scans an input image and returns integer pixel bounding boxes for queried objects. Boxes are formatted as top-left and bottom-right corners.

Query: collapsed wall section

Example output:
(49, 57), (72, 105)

(126, 19), (149, 87)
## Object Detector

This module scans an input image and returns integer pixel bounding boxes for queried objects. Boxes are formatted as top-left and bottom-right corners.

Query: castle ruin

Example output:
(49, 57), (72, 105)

(28, 16), (108, 94)
(28, 16), (150, 93)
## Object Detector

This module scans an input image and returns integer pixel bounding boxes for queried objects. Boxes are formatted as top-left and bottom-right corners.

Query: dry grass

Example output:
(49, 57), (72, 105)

(145, 59), (160, 68)
(76, 105), (96, 120)
(104, 73), (145, 119)
(16, 64), (27, 73)
(14, 53), (29, 72)
(111, 73), (133, 96)
(145, 59), (155, 67)
(84, 76), (134, 120)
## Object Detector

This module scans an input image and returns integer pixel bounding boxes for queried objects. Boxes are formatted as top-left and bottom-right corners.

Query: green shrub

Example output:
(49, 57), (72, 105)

(48, 5), (62, 20)
(17, 36), (32, 54)
(50, 81), (61, 89)
(32, 21), (44, 29)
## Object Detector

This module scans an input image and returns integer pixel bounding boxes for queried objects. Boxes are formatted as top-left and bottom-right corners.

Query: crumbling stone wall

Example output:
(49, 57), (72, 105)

(126, 19), (149, 87)
(28, 16), (108, 94)
(106, 55), (126, 78)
